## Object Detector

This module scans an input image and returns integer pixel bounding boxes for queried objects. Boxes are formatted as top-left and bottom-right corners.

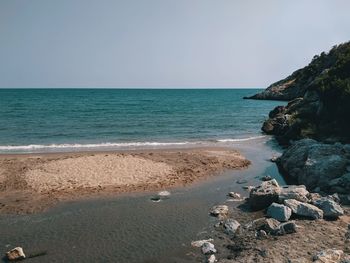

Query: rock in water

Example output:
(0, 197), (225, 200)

(228, 192), (241, 200)
(158, 190), (171, 197)
(191, 239), (214, 248)
(249, 179), (281, 210)
(209, 205), (228, 217)
(223, 219), (240, 235)
(313, 249), (343, 263)
(278, 185), (309, 203)
(284, 199), (323, 219)
(201, 242), (217, 255)
(267, 203), (292, 222)
(6, 247), (26, 261)
(313, 197), (344, 218)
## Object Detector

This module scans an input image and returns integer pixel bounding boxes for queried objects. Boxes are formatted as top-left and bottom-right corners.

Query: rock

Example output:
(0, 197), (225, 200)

(207, 254), (216, 263)
(261, 175), (272, 181)
(262, 115), (290, 135)
(256, 230), (268, 239)
(150, 196), (161, 202)
(313, 197), (344, 218)
(271, 156), (279, 162)
(308, 192), (322, 203)
(6, 247), (26, 261)
(228, 192), (241, 200)
(267, 203), (292, 222)
(249, 179), (281, 210)
(329, 193), (341, 204)
(247, 217), (280, 234)
(151, 190), (171, 202)
(284, 199), (323, 219)
(158, 190), (171, 197)
(272, 221), (297, 235)
(223, 219), (240, 235)
(278, 185), (310, 203)
(201, 242), (217, 255)
(236, 179), (248, 184)
(313, 249), (343, 263)
(277, 139), (348, 191)
(209, 205), (229, 217)
(191, 239), (214, 248)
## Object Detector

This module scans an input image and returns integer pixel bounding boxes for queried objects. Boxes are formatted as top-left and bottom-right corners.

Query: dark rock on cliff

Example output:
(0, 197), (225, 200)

(254, 42), (350, 144)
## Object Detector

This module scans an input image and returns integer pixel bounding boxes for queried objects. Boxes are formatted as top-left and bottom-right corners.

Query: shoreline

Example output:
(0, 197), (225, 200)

(0, 147), (250, 214)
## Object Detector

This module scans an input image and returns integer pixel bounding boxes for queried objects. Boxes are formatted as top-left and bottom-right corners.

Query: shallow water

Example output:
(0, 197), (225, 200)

(0, 137), (284, 263)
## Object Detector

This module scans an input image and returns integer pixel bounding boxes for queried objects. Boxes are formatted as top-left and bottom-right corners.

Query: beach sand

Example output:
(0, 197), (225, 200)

(0, 148), (250, 214)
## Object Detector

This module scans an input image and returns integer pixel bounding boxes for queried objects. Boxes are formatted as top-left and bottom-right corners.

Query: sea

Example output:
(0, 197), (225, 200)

(0, 88), (283, 153)
(0, 88), (287, 262)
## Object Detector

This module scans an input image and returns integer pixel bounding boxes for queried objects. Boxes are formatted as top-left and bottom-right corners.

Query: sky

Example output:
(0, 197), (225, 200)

(0, 0), (350, 88)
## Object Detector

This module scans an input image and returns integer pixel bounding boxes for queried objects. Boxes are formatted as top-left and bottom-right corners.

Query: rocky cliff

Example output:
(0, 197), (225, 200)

(252, 42), (350, 144)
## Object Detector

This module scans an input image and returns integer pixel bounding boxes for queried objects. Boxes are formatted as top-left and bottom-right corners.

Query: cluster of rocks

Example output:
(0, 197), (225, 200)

(276, 139), (350, 198)
(249, 179), (344, 219)
(194, 176), (347, 262)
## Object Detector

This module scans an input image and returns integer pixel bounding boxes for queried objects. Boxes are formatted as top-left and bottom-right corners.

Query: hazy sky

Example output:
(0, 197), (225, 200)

(1, 0), (350, 88)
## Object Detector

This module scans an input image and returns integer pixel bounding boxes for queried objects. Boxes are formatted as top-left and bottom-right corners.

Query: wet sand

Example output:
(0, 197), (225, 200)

(0, 138), (279, 263)
(0, 147), (250, 214)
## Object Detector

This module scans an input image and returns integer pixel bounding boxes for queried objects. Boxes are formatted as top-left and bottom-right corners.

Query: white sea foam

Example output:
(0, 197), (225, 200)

(216, 135), (266, 142)
(0, 135), (268, 153)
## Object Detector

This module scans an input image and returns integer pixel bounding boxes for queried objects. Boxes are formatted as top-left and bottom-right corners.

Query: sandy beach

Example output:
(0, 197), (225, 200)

(0, 147), (250, 214)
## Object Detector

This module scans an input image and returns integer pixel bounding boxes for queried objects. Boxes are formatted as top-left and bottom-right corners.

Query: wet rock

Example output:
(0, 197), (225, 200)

(191, 239), (214, 248)
(209, 205), (229, 217)
(201, 242), (217, 255)
(6, 247), (26, 261)
(278, 185), (310, 203)
(313, 249), (343, 263)
(284, 199), (323, 219)
(150, 190), (171, 202)
(313, 197), (344, 218)
(267, 203), (292, 222)
(228, 192), (242, 200)
(223, 219), (240, 235)
(249, 179), (281, 210)
(272, 221), (297, 235)
(207, 254), (216, 263)
(150, 196), (161, 202)
(158, 190), (171, 197)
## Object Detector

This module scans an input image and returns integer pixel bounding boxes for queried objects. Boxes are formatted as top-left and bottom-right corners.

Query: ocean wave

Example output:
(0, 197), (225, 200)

(0, 136), (267, 153)
(216, 135), (266, 142)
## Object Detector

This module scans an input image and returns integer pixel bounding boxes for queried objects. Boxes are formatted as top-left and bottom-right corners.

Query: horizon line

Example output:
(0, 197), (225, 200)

(0, 87), (264, 89)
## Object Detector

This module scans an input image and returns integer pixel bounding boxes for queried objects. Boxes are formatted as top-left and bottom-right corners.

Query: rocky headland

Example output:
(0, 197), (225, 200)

(248, 41), (350, 196)
(191, 42), (350, 263)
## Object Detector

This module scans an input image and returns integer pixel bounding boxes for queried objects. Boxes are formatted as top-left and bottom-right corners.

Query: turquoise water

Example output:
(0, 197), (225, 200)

(0, 89), (282, 153)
